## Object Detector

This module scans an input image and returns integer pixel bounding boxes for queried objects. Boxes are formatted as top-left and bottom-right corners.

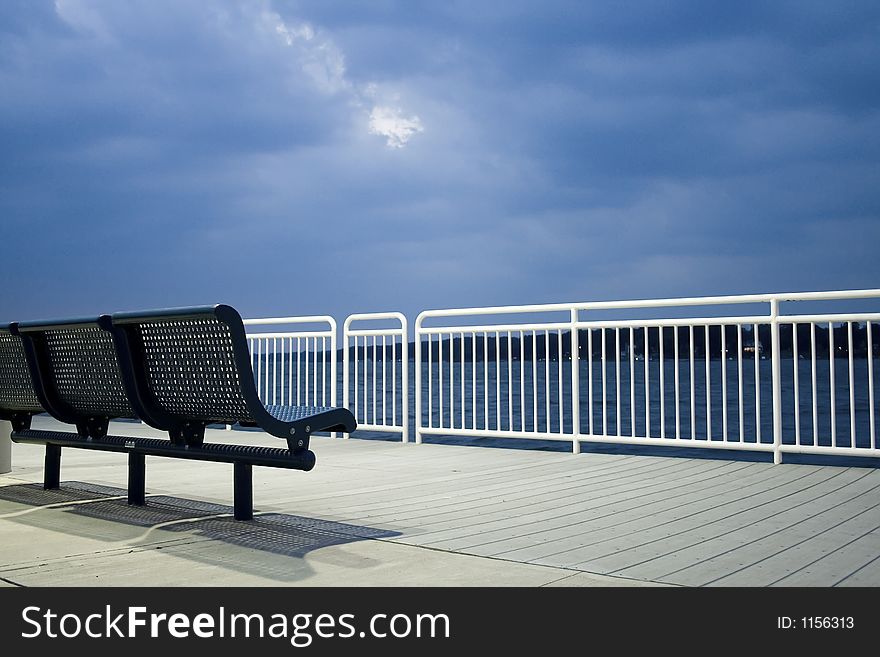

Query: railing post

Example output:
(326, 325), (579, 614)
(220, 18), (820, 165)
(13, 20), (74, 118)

(401, 316), (410, 444)
(570, 308), (581, 454)
(343, 316), (350, 440)
(415, 315), (422, 444)
(329, 316), (338, 439)
(770, 299), (783, 464)
(0, 419), (11, 474)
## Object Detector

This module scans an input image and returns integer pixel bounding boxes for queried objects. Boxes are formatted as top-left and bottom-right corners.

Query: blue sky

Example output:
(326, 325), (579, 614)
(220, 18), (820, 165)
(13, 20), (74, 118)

(2, 1), (879, 323)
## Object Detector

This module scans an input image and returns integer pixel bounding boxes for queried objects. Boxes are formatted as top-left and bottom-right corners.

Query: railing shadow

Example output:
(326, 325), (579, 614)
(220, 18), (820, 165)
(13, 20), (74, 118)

(0, 482), (400, 583)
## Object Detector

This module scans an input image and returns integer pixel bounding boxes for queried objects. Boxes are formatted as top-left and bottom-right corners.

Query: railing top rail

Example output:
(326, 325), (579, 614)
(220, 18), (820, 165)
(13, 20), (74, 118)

(343, 312), (407, 333)
(244, 315), (336, 332)
(343, 312), (406, 327)
(418, 321), (574, 335)
(245, 331), (335, 339)
(415, 289), (880, 326)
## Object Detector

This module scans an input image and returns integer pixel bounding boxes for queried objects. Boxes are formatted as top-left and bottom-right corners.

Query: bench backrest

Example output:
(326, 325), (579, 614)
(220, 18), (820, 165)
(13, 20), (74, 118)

(15, 317), (135, 434)
(106, 305), (258, 431)
(0, 324), (44, 422)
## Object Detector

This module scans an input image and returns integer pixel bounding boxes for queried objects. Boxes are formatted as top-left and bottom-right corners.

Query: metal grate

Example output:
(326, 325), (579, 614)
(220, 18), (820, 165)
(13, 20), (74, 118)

(43, 326), (134, 417)
(0, 331), (43, 412)
(138, 318), (255, 424)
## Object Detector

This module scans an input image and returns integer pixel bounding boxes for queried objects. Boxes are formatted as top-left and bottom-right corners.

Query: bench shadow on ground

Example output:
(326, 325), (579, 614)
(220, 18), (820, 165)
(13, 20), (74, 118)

(0, 482), (400, 584)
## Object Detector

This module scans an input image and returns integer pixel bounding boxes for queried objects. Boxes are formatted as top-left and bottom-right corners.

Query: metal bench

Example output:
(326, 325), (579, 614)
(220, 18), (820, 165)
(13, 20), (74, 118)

(4, 305), (356, 520)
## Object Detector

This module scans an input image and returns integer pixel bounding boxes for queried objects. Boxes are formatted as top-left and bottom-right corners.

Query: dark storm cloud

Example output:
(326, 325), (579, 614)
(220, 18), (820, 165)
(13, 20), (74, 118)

(1, 0), (878, 323)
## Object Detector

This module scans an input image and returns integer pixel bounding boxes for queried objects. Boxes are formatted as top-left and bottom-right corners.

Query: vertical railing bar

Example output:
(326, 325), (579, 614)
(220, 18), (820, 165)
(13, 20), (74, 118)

(705, 324), (711, 441)
(601, 328), (607, 436)
(738, 324), (744, 443)
(351, 336), (357, 420)
(848, 321), (855, 447)
(256, 338), (262, 401)
(532, 332), (538, 433)
(248, 338), (254, 403)
(754, 323), (761, 443)
(461, 332), (466, 430)
(484, 333), (489, 430)
(322, 335), (327, 407)
(793, 323), (800, 444)
(615, 327), (621, 438)
(304, 337), (309, 407)
(557, 329), (563, 434)
(674, 326), (680, 440)
(518, 331), (524, 432)
(630, 327), (635, 438)
(830, 322), (836, 447)
(263, 338), (268, 402)
(472, 332), (477, 431)
(869, 322), (876, 448)
(330, 326), (337, 435)
(644, 327), (650, 438)
(450, 334), (455, 429)
(414, 328), (422, 444)
(507, 331), (513, 432)
(382, 335), (387, 426)
(456, 332), (461, 429)
(428, 333), (433, 429)
(279, 336), (285, 407)
(313, 336), (318, 407)
(288, 337), (295, 407)
(295, 337), (301, 406)
(496, 331), (501, 431)
(545, 330), (550, 433)
(392, 336), (397, 427)
(372, 336), (377, 424)
(689, 325), (695, 440)
(264, 338), (270, 402)
(571, 309), (580, 448)
(811, 323), (818, 447)
(439, 333), (444, 429)
(659, 327), (665, 439)
(273, 337), (278, 406)
(587, 328), (593, 435)
(362, 335), (368, 423)
(721, 326), (727, 442)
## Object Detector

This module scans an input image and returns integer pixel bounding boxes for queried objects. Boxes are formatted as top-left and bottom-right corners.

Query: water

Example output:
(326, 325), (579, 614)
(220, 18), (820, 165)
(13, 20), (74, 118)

(254, 355), (880, 457)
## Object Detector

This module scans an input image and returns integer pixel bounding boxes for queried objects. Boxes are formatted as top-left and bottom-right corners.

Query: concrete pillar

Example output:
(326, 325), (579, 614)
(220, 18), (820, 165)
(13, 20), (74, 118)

(0, 420), (11, 474)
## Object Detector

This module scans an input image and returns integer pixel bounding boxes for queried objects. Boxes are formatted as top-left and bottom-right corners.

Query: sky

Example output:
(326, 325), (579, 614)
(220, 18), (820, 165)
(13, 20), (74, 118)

(2, 0), (879, 325)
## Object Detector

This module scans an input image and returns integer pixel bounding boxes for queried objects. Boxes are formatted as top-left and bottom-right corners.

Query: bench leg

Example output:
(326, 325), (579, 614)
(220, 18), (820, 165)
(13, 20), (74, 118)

(233, 462), (253, 521)
(128, 452), (146, 506)
(44, 444), (61, 490)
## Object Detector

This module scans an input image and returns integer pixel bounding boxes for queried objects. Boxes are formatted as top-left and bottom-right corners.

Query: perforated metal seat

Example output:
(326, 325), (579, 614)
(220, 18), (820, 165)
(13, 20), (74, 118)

(0, 323), (44, 430)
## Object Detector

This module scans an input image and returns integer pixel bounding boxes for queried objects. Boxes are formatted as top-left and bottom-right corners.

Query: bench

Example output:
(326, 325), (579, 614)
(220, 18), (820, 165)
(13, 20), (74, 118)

(1, 305), (356, 520)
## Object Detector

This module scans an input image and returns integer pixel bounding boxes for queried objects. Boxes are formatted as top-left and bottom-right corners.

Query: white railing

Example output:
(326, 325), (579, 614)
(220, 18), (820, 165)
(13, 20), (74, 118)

(243, 316), (337, 432)
(343, 313), (409, 442)
(239, 290), (880, 463)
(415, 290), (880, 463)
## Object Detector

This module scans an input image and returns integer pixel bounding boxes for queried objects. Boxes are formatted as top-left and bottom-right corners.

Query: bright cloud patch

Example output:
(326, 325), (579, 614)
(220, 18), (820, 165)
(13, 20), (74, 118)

(368, 106), (425, 149)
